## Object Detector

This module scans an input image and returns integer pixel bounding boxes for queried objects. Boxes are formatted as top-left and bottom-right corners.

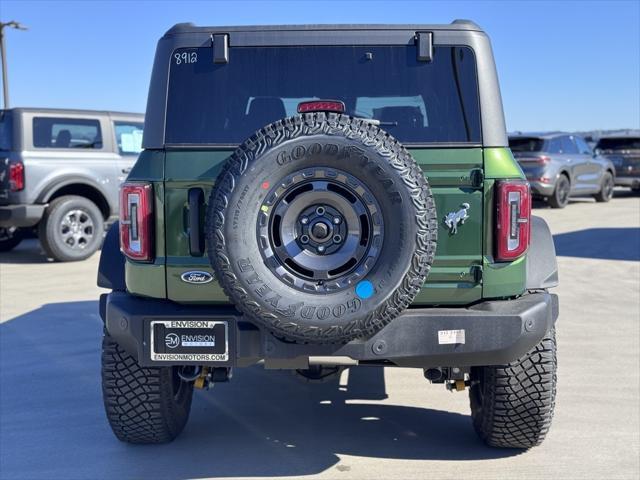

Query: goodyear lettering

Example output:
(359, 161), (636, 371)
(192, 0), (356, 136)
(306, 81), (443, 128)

(300, 305), (316, 319)
(292, 145), (306, 160)
(264, 294), (281, 308)
(309, 143), (322, 155)
(255, 284), (272, 298)
(324, 144), (338, 156)
(346, 298), (361, 313)
(245, 271), (262, 284)
(237, 258), (254, 273)
(277, 302), (304, 317)
(332, 304), (346, 318)
(234, 254), (363, 321)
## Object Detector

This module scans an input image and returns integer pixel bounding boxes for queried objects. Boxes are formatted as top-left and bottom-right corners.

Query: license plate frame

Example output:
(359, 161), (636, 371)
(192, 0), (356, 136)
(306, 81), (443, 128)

(150, 320), (229, 362)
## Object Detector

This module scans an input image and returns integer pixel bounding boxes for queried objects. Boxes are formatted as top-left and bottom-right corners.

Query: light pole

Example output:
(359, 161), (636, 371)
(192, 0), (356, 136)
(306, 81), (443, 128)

(0, 20), (27, 109)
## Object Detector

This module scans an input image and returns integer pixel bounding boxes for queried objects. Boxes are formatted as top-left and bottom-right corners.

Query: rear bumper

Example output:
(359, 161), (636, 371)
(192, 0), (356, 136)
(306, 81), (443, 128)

(0, 204), (46, 227)
(101, 291), (559, 369)
(615, 176), (640, 188)
(528, 180), (555, 197)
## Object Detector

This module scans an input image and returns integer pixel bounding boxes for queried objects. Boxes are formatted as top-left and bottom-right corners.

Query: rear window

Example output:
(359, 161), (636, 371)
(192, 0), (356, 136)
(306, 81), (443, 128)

(0, 111), (12, 151)
(166, 45), (481, 145)
(596, 137), (640, 150)
(33, 117), (103, 149)
(509, 137), (545, 152)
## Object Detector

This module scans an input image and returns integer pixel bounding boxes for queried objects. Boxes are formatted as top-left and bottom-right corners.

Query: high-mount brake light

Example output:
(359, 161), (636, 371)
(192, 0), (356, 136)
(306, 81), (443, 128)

(9, 162), (24, 191)
(495, 180), (531, 261)
(119, 182), (154, 261)
(297, 100), (345, 114)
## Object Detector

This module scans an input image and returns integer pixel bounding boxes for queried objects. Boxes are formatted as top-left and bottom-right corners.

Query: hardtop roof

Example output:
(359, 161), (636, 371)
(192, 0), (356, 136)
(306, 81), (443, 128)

(7, 107), (143, 118)
(163, 20), (483, 37)
(143, 19), (508, 148)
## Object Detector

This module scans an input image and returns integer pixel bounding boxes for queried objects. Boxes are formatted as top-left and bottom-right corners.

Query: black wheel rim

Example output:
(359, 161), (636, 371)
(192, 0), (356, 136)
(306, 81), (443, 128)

(257, 168), (383, 293)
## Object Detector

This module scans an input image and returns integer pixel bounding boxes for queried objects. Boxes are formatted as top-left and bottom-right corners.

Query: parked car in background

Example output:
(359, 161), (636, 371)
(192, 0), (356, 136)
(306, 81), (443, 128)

(0, 108), (144, 260)
(509, 133), (615, 208)
(594, 134), (640, 192)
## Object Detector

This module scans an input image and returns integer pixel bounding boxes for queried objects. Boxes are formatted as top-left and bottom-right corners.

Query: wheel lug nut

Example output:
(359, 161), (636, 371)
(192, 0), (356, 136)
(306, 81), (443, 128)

(317, 245), (326, 254)
(333, 235), (342, 243)
(300, 217), (309, 225)
(333, 217), (341, 224)
(300, 235), (309, 244)
(315, 207), (325, 215)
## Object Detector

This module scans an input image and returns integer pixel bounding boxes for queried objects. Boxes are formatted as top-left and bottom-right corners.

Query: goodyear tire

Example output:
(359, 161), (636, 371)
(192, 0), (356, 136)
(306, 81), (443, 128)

(469, 328), (557, 449)
(101, 333), (194, 444)
(207, 113), (437, 343)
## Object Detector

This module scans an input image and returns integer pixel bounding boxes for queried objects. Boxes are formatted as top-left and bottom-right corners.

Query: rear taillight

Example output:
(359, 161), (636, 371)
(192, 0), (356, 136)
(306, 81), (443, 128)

(495, 180), (531, 261)
(517, 155), (550, 165)
(9, 162), (24, 191)
(119, 182), (153, 261)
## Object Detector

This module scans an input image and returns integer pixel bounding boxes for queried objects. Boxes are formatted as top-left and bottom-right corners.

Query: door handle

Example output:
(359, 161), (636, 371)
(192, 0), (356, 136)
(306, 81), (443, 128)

(188, 188), (205, 256)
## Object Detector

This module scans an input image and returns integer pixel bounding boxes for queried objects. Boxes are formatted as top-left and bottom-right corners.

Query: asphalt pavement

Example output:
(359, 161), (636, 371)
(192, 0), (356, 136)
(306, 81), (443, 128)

(1, 191), (638, 480)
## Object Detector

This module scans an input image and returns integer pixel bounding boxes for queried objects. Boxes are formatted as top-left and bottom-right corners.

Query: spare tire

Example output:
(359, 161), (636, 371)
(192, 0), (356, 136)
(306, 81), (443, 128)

(207, 113), (437, 343)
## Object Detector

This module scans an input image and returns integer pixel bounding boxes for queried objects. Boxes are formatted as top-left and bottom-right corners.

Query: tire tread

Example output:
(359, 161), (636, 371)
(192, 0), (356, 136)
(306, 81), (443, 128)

(470, 328), (557, 449)
(101, 334), (193, 444)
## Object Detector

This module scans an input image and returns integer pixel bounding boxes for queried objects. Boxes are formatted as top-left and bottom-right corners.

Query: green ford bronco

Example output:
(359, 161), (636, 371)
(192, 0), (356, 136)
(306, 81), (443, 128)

(98, 21), (559, 448)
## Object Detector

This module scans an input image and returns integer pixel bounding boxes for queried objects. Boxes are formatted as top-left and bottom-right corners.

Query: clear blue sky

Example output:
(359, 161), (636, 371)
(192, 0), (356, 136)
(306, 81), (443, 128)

(1, 0), (639, 131)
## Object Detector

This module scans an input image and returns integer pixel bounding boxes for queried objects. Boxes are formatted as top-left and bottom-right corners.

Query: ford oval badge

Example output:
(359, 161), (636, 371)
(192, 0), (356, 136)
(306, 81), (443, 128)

(180, 271), (214, 284)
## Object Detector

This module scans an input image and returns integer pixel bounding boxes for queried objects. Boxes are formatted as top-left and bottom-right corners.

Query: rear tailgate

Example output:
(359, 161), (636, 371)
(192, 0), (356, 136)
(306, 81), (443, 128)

(163, 148), (485, 305)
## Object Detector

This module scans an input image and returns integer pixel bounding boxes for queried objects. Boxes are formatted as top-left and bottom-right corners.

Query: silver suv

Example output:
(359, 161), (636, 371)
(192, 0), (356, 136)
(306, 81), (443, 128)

(0, 108), (144, 260)
(509, 133), (615, 208)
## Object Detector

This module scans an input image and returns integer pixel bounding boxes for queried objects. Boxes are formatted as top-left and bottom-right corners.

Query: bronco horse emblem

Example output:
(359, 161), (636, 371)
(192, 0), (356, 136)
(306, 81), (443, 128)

(443, 203), (470, 235)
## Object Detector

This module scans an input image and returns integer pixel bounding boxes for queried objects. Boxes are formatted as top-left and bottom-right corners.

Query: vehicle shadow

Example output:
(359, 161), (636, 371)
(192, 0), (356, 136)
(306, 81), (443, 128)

(553, 227), (640, 261)
(0, 238), (103, 264)
(0, 239), (51, 264)
(0, 301), (520, 480)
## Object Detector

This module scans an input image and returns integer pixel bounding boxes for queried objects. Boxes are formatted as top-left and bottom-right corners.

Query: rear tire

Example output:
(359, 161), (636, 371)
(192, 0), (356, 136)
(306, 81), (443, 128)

(101, 333), (194, 444)
(469, 328), (557, 449)
(38, 195), (104, 261)
(547, 175), (570, 208)
(0, 226), (23, 252)
(593, 172), (614, 202)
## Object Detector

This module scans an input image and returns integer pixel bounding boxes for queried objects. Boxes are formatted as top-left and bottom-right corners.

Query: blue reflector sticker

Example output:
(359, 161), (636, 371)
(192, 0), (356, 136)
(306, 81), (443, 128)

(355, 280), (374, 299)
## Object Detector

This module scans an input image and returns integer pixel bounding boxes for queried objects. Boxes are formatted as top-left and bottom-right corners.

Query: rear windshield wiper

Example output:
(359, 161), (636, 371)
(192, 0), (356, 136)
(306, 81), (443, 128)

(354, 117), (398, 127)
